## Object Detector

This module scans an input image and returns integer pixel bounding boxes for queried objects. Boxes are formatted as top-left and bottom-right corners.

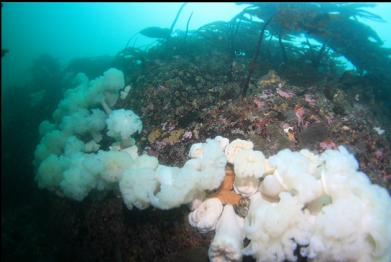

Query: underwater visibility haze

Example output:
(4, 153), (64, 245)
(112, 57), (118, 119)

(2, 2), (391, 262)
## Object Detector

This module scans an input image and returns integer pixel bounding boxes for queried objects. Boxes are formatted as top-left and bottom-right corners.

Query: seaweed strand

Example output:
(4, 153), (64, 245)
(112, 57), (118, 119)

(184, 11), (193, 41)
(240, 16), (273, 98)
(168, 3), (187, 39)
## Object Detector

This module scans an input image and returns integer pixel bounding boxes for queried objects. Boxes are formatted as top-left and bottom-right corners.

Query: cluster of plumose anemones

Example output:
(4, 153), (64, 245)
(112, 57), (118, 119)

(34, 68), (391, 262)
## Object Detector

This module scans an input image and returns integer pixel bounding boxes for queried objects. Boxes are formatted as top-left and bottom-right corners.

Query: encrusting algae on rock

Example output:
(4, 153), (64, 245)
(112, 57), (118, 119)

(147, 128), (161, 143)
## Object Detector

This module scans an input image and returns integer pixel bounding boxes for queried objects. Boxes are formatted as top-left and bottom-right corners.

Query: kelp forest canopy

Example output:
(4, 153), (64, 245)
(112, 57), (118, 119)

(115, 3), (390, 106)
(238, 3), (390, 76)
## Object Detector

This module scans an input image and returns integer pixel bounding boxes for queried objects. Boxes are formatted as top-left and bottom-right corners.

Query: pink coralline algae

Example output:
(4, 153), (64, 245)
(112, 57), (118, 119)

(217, 117), (229, 126)
(375, 149), (384, 161)
(154, 141), (166, 151)
(319, 140), (337, 150)
(255, 119), (271, 138)
(305, 94), (317, 106)
(145, 147), (159, 157)
(182, 131), (193, 140)
(253, 97), (265, 109)
(276, 88), (295, 98)
(155, 140), (174, 151)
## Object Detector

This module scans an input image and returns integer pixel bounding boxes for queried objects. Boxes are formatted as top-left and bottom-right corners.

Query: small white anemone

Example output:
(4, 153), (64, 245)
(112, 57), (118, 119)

(260, 173), (286, 198)
(120, 85), (132, 100)
(233, 149), (267, 197)
(97, 150), (135, 183)
(234, 176), (260, 197)
(119, 168), (157, 210)
(121, 145), (139, 159)
(189, 143), (204, 158)
(234, 149), (266, 178)
(212, 136), (230, 151)
(208, 205), (245, 262)
(188, 197), (223, 233)
(225, 139), (254, 164)
(106, 109), (142, 142)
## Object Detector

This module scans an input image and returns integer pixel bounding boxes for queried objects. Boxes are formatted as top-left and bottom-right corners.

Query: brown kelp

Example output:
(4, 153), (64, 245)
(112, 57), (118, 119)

(238, 3), (391, 78)
(241, 17), (273, 97)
